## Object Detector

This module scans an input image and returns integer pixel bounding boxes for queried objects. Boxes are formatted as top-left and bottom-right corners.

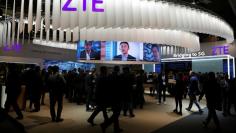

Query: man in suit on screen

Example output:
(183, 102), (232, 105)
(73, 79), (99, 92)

(113, 42), (136, 61)
(80, 41), (100, 60)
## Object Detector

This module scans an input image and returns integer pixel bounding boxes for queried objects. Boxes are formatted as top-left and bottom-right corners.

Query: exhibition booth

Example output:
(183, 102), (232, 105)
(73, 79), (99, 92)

(0, 0), (235, 107)
(162, 55), (235, 79)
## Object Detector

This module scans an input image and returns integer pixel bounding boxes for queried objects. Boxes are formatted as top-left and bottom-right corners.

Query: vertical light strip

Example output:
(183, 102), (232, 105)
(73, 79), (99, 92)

(5, 0), (7, 20)
(78, 0), (87, 28)
(59, 30), (64, 42)
(153, 64), (156, 72)
(61, 0), (70, 30)
(52, 0), (61, 30)
(28, 0), (33, 33)
(167, 46), (170, 55)
(3, 23), (7, 46)
(22, 22), (25, 42)
(19, 0), (24, 33)
(66, 30), (71, 42)
(233, 57), (235, 78)
(142, 64), (144, 70)
(70, 0), (79, 29)
(73, 27), (79, 42)
(227, 55), (230, 79)
(53, 30), (57, 42)
(0, 24), (3, 46)
(96, 0), (106, 27)
(11, 0), (15, 43)
(87, 0), (96, 28)
(17, 22), (20, 43)
(7, 22), (11, 45)
(45, 0), (51, 31)
(46, 30), (50, 42)
(35, 0), (42, 32)
(106, 0), (115, 27)
(40, 19), (44, 42)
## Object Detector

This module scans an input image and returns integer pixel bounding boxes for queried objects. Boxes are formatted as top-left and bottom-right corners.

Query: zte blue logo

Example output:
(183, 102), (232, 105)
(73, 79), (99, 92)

(62, 0), (104, 12)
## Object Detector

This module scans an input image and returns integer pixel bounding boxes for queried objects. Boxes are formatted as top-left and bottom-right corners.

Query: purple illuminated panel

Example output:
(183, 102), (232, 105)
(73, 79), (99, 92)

(212, 45), (229, 55)
(92, 0), (104, 12)
(62, 0), (77, 11)
(62, 0), (104, 12)
(3, 43), (22, 52)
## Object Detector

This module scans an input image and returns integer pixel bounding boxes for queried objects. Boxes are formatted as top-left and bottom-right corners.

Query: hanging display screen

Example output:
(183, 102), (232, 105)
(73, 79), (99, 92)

(77, 41), (161, 63)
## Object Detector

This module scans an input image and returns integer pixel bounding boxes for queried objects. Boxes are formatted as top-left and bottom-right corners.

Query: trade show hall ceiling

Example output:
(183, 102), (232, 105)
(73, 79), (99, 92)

(0, 0), (235, 41)
(180, 0), (236, 40)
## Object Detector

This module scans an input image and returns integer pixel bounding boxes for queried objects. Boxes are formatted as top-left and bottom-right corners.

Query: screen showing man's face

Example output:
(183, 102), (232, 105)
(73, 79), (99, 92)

(120, 43), (129, 55)
(152, 47), (159, 58)
(85, 43), (92, 52)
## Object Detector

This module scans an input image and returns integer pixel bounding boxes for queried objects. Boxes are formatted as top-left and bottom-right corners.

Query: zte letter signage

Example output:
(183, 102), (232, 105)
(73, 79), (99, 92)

(62, 0), (104, 12)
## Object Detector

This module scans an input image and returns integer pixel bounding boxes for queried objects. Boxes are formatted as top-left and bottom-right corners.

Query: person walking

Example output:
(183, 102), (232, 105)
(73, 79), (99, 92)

(4, 64), (23, 120)
(87, 66), (109, 126)
(100, 66), (123, 133)
(199, 72), (221, 131)
(186, 72), (203, 113)
(173, 73), (185, 115)
(47, 66), (66, 122)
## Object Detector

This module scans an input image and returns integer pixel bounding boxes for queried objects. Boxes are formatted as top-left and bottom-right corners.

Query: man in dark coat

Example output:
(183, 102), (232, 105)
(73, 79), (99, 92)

(186, 72), (203, 113)
(173, 73), (185, 115)
(87, 66), (109, 126)
(47, 66), (66, 122)
(100, 66), (123, 133)
(121, 67), (135, 117)
(30, 66), (43, 112)
(200, 72), (221, 130)
(79, 41), (100, 60)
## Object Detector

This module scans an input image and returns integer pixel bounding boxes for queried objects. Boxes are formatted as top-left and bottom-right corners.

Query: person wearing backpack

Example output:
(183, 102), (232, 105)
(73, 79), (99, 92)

(186, 72), (203, 113)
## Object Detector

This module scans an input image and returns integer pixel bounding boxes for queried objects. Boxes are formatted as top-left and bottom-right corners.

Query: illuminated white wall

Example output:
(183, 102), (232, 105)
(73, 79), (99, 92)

(192, 59), (223, 73)
(144, 64), (154, 73)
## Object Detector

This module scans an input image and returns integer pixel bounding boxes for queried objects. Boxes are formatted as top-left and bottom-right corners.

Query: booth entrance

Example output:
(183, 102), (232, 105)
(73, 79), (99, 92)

(161, 55), (236, 79)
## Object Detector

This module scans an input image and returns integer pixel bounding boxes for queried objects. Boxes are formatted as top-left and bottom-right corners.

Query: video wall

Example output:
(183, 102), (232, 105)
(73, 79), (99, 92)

(77, 41), (161, 63)
(44, 60), (95, 71)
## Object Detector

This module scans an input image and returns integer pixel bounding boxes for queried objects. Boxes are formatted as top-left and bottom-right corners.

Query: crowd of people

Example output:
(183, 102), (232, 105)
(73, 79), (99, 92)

(147, 70), (236, 131)
(2, 63), (236, 132)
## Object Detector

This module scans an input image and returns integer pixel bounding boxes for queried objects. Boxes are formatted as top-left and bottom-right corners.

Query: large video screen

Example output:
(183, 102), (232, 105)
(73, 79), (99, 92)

(77, 41), (101, 60)
(77, 41), (161, 63)
(104, 41), (143, 61)
(44, 60), (95, 71)
(143, 43), (161, 62)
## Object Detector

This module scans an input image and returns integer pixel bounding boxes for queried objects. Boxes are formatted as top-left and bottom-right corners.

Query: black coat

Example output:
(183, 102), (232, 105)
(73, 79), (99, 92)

(108, 72), (123, 105)
(5, 72), (21, 97)
(48, 74), (66, 96)
(204, 79), (221, 109)
(79, 50), (100, 60)
(95, 75), (109, 106)
(174, 79), (185, 98)
(120, 73), (134, 101)
(113, 54), (136, 61)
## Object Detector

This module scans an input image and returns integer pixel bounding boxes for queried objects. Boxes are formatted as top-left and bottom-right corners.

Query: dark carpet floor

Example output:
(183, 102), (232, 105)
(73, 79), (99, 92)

(0, 108), (26, 133)
(151, 109), (236, 133)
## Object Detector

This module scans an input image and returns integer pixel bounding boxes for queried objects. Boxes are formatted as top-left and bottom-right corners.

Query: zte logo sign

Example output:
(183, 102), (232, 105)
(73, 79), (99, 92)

(62, 0), (104, 12)
(212, 45), (229, 55)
